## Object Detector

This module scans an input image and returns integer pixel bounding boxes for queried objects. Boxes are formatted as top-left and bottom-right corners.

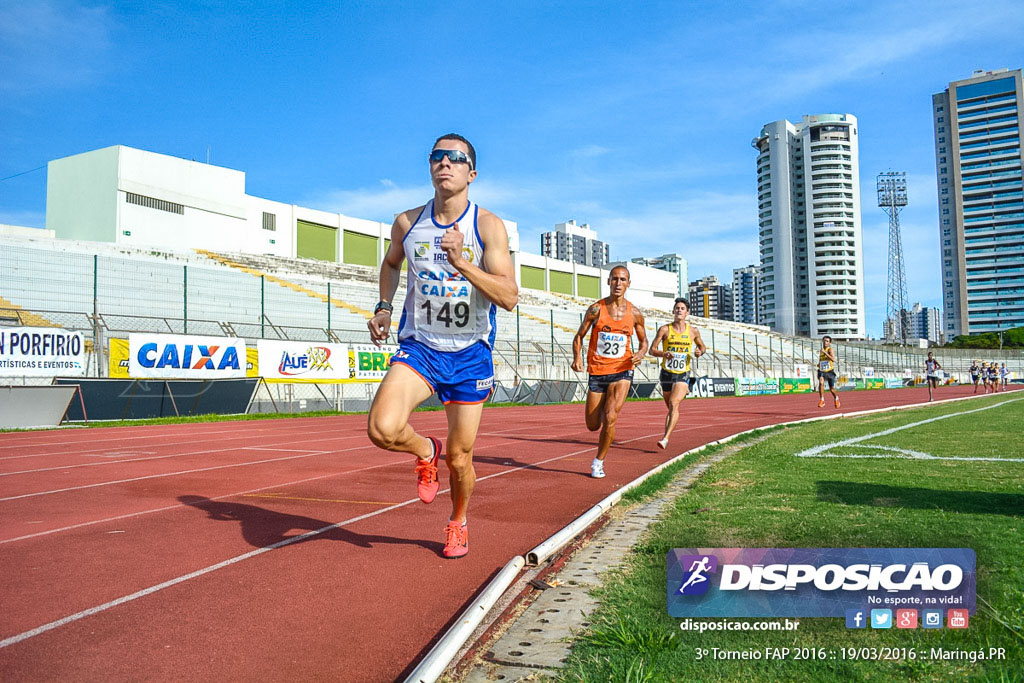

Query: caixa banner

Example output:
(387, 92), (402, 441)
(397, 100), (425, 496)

(667, 548), (975, 618)
(129, 333), (246, 379)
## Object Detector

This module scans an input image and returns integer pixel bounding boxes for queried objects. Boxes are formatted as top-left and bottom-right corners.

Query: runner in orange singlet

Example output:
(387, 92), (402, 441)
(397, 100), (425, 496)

(571, 266), (648, 478)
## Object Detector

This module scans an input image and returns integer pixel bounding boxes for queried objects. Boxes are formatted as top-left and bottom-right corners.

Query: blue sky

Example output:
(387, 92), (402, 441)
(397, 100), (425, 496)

(2, 1), (1023, 336)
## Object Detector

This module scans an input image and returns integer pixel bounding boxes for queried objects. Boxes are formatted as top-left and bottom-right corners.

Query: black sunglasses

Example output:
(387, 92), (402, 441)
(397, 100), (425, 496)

(429, 149), (473, 169)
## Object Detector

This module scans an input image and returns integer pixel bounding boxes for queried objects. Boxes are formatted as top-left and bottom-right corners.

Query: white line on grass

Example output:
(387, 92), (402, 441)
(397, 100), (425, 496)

(794, 397), (1024, 462)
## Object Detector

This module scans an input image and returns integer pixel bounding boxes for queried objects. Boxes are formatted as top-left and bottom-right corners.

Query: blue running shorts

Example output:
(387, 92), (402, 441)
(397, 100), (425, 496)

(390, 338), (494, 404)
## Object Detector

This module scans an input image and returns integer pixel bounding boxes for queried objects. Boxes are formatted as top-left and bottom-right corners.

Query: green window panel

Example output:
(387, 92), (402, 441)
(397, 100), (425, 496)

(520, 265), (545, 290)
(344, 230), (379, 267)
(297, 221), (337, 261)
(576, 274), (599, 299)
(549, 270), (573, 295)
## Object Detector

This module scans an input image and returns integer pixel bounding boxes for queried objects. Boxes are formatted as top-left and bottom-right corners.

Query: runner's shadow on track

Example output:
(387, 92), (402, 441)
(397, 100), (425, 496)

(178, 495), (441, 553)
(469, 455), (593, 477)
(815, 482), (1024, 517)
(497, 435), (657, 453)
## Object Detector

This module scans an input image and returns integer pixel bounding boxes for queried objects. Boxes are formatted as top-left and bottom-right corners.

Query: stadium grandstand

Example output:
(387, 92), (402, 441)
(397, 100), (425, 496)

(3, 231), (1021, 415)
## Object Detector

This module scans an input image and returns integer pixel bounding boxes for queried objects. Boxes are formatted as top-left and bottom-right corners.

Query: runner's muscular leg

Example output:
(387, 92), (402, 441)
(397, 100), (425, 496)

(584, 390), (606, 432)
(597, 379), (630, 461)
(663, 382), (688, 439)
(443, 401), (484, 524)
(367, 363), (435, 460)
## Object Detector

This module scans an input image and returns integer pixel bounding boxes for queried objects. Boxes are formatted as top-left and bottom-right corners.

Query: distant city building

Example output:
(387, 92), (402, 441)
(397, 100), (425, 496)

(883, 303), (941, 344)
(688, 275), (733, 321)
(932, 68), (1024, 336)
(631, 253), (687, 298)
(752, 114), (866, 339)
(732, 264), (761, 325)
(540, 219), (609, 267)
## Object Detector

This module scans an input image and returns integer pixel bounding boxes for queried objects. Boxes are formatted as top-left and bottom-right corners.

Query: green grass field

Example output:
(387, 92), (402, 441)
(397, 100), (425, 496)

(559, 394), (1024, 682)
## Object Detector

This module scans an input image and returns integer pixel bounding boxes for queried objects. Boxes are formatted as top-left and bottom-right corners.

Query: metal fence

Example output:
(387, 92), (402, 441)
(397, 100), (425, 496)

(3, 241), (1023, 408)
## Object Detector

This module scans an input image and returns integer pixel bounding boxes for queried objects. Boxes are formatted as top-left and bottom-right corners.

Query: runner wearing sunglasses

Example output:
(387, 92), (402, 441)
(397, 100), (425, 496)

(571, 265), (648, 478)
(366, 133), (518, 559)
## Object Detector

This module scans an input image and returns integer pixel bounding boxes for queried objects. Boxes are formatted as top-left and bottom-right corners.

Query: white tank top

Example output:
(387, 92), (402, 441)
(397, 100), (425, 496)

(398, 199), (496, 352)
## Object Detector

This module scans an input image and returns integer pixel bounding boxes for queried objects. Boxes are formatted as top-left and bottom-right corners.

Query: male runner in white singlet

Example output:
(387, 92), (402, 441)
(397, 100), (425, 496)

(366, 134), (518, 559)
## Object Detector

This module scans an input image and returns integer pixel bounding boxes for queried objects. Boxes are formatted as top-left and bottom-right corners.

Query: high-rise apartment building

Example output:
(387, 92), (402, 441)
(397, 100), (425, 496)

(631, 253), (688, 297)
(688, 275), (733, 321)
(752, 114), (866, 339)
(732, 264), (761, 325)
(883, 303), (941, 344)
(540, 220), (609, 267)
(932, 68), (1024, 336)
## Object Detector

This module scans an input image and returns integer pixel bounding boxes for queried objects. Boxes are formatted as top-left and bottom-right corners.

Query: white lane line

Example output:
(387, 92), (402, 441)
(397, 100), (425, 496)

(0, 427), (370, 461)
(0, 430), (658, 649)
(794, 397), (1024, 462)
(0, 447), (359, 502)
(0, 446), (329, 477)
(0, 458), (411, 545)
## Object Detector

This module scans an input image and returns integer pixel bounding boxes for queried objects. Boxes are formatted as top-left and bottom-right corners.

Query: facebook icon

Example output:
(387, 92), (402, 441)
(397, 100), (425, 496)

(845, 609), (866, 629)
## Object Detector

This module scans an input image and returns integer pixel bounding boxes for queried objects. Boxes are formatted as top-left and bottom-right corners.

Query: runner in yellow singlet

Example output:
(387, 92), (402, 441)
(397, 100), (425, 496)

(817, 335), (840, 409)
(649, 298), (705, 449)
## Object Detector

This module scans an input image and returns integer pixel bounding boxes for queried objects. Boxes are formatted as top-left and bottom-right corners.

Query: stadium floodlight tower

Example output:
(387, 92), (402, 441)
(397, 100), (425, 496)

(877, 172), (909, 345)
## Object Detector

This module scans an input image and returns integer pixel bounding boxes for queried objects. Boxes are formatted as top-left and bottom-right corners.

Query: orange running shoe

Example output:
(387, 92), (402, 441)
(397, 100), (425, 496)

(443, 520), (468, 559)
(834, 397), (841, 408)
(414, 437), (441, 504)
(818, 399), (826, 408)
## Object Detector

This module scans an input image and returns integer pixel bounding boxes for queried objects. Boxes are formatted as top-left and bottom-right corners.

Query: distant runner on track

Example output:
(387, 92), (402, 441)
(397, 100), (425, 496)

(571, 265), (648, 478)
(924, 351), (942, 402)
(970, 359), (982, 394)
(649, 298), (705, 450)
(817, 335), (840, 409)
(366, 133), (518, 559)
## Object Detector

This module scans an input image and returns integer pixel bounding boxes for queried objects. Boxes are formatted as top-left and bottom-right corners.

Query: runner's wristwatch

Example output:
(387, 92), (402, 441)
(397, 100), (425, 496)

(374, 300), (393, 315)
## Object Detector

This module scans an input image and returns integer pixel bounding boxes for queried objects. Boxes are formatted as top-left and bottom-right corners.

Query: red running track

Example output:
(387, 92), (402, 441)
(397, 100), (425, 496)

(0, 385), (1008, 681)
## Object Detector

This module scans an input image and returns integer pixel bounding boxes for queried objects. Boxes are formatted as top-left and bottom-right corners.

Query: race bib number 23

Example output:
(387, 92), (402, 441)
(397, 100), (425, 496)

(596, 331), (628, 359)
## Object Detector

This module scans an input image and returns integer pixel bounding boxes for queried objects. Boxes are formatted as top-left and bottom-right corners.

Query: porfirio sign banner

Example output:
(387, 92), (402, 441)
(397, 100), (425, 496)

(0, 327), (86, 377)
(128, 333), (246, 379)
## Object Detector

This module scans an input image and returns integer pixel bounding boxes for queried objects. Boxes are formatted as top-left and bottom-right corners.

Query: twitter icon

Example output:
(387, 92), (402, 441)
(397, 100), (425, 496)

(870, 609), (892, 629)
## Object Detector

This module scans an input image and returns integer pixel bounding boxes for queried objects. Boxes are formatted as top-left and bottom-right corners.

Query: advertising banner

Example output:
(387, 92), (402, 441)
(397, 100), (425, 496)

(0, 327), (86, 377)
(864, 366), (875, 377)
(257, 340), (349, 383)
(687, 377), (737, 399)
(350, 344), (398, 380)
(667, 548), (976, 618)
(780, 377), (812, 394)
(735, 377), (780, 396)
(865, 378), (885, 390)
(793, 363), (811, 378)
(885, 377), (905, 389)
(128, 333), (246, 379)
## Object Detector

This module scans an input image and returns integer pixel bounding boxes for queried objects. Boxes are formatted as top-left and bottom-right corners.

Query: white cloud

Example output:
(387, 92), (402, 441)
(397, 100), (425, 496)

(0, 1), (116, 95)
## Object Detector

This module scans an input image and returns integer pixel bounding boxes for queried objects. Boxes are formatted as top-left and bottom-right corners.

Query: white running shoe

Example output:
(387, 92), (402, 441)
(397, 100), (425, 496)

(590, 459), (606, 478)
(657, 438), (668, 450)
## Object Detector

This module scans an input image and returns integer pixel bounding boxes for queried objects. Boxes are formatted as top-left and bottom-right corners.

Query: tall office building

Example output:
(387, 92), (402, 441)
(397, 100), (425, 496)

(932, 68), (1024, 336)
(631, 253), (687, 297)
(688, 275), (733, 321)
(752, 114), (866, 339)
(540, 219), (610, 267)
(732, 264), (761, 325)
(882, 303), (940, 344)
